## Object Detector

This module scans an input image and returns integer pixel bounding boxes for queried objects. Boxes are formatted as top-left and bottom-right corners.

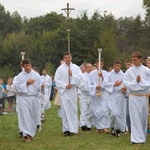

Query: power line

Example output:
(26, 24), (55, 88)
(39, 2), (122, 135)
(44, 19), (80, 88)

(1, 0), (102, 14)
(2, 0), (52, 10)
(70, 0), (102, 9)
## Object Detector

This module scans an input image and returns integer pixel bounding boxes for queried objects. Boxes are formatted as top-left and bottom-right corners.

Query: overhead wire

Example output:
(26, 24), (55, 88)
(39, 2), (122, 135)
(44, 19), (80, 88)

(0, 0), (102, 15)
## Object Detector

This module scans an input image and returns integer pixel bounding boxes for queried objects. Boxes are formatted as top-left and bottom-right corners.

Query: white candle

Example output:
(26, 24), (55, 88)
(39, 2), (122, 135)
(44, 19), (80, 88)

(97, 48), (103, 72)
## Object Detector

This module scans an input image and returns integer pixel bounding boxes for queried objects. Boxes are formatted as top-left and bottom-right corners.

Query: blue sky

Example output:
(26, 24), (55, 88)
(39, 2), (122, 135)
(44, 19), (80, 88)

(0, 0), (146, 19)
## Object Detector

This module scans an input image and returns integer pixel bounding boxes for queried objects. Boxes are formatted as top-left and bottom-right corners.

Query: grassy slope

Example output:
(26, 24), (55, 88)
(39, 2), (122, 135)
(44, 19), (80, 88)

(0, 102), (150, 150)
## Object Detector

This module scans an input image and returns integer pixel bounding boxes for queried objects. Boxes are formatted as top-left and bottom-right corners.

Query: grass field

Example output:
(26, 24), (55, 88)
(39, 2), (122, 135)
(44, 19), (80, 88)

(0, 102), (150, 150)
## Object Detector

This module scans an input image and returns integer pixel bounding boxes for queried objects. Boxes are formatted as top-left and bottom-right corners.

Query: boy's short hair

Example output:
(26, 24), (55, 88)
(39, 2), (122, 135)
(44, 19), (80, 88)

(125, 58), (132, 63)
(113, 59), (121, 65)
(132, 52), (142, 59)
(96, 58), (104, 63)
(63, 52), (71, 57)
(21, 58), (32, 66)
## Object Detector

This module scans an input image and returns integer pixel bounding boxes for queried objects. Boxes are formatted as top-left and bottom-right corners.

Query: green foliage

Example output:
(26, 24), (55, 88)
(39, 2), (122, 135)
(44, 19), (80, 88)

(0, 64), (15, 83)
(0, 4), (22, 37)
(97, 29), (120, 70)
(25, 30), (59, 71)
(24, 12), (65, 34)
(143, 0), (150, 13)
(45, 61), (55, 76)
(1, 31), (26, 74)
(0, 2), (150, 76)
(0, 4), (11, 36)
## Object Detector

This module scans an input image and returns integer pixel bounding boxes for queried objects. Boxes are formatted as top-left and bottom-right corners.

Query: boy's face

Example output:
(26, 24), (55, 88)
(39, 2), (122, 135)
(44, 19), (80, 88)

(96, 62), (104, 70)
(8, 79), (12, 84)
(146, 61), (150, 69)
(113, 63), (121, 73)
(42, 70), (47, 75)
(23, 64), (32, 73)
(63, 55), (72, 65)
(85, 64), (92, 73)
(125, 62), (132, 70)
(132, 57), (141, 66)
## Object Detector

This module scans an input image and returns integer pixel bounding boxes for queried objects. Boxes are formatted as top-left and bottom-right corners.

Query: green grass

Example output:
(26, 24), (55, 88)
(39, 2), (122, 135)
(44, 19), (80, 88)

(0, 102), (150, 150)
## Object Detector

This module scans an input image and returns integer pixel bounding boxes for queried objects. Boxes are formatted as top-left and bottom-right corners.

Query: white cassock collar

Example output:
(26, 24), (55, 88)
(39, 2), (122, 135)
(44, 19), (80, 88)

(64, 62), (72, 67)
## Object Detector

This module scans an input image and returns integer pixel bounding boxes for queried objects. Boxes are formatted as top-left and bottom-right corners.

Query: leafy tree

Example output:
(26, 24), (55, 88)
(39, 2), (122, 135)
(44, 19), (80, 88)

(0, 64), (15, 83)
(24, 29), (59, 71)
(45, 61), (55, 76)
(143, 0), (150, 15)
(142, 0), (150, 54)
(0, 4), (11, 36)
(97, 29), (120, 70)
(24, 12), (65, 34)
(4, 11), (22, 34)
(0, 4), (22, 36)
(1, 31), (26, 74)
(0, 2), (150, 75)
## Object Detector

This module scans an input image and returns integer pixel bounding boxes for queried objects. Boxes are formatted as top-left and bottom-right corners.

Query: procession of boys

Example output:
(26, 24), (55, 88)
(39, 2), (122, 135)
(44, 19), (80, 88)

(1, 51), (150, 145)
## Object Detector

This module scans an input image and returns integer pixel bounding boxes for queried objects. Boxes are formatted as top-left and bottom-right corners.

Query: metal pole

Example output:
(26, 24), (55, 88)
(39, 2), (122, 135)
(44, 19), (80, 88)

(61, 3), (75, 83)
(61, 3), (74, 55)
(96, 48), (103, 97)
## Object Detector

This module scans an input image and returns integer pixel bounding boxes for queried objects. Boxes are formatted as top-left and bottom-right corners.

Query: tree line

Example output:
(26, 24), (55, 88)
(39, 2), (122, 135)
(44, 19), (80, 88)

(0, 1), (150, 82)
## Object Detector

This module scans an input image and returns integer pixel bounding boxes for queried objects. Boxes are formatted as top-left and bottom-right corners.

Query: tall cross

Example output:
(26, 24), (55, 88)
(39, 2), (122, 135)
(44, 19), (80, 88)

(61, 3), (75, 21)
(61, 3), (75, 56)
(61, 3), (75, 84)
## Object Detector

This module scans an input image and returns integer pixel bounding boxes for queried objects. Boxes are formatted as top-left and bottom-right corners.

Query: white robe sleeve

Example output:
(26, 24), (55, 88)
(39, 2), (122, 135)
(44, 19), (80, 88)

(103, 73), (114, 93)
(45, 76), (52, 88)
(88, 73), (97, 96)
(70, 67), (83, 86)
(55, 68), (67, 94)
(78, 76), (89, 92)
(124, 69), (150, 91)
(13, 78), (28, 94)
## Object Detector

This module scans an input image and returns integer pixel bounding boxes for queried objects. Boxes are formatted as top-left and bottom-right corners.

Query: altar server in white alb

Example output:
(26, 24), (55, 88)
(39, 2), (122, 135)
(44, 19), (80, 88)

(13, 59), (44, 142)
(55, 52), (83, 136)
(124, 52), (150, 144)
(78, 62), (93, 131)
(41, 69), (52, 110)
(88, 59), (110, 133)
(103, 59), (126, 137)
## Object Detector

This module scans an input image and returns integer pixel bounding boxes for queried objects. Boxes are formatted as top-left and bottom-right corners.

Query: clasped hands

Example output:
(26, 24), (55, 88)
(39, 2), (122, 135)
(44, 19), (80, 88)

(27, 79), (35, 85)
(136, 75), (141, 83)
(114, 80), (122, 87)
(114, 80), (127, 92)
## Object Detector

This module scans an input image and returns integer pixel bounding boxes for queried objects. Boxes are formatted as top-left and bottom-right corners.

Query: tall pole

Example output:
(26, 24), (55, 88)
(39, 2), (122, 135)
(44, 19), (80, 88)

(96, 48), (103, 97)
(62, 3), (74, 56)
(98, 48), (102, 73)
(61, 3), (75, 83)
